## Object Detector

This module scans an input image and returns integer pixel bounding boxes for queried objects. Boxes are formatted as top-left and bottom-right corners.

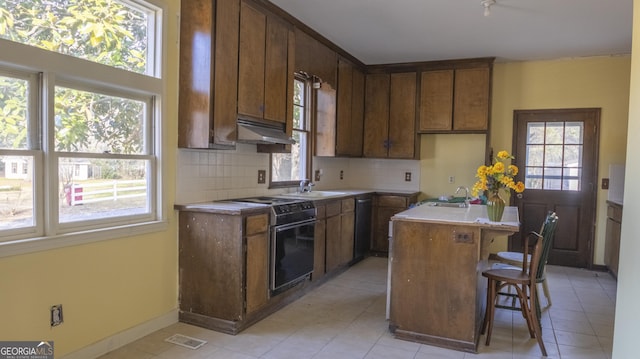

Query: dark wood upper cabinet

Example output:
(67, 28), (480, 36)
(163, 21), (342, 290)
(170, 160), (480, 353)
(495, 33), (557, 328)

(238, 1), (292, 125)
(453, 67), (490, 131)
(419, 66), (491, 132)
(336, 58), (365, 157)
(363, 72), (417, 159)
(178, 0), (239, 149)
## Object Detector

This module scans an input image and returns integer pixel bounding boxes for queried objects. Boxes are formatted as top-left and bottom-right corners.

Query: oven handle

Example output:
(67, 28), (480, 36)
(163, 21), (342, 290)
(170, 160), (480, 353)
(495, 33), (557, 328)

(273, 218), (317, 232)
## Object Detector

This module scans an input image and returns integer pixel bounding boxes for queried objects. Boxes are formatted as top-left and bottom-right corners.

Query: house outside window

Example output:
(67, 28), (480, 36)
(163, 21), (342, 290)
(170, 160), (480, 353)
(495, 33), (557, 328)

(0, 0), (165, 242)
(270, 75), (311, 187)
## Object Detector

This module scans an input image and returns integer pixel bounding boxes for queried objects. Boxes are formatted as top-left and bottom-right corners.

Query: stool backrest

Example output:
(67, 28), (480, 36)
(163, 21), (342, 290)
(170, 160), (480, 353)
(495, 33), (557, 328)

(535, 212), (558, 280)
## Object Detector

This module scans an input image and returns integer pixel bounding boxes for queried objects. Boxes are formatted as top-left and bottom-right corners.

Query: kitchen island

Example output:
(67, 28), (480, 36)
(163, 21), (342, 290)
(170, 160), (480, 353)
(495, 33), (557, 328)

(388, 204), (519, 353)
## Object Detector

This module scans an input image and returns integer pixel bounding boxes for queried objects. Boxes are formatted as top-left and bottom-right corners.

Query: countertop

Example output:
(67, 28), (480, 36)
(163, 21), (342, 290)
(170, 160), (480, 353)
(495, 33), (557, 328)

(392, 204), (520, 230)
(174, 189), (420, 214)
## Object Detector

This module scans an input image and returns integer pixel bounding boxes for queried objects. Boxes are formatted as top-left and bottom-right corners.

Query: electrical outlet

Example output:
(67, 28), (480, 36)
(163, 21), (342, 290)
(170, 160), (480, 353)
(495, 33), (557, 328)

(405, 172), (411, 181)
(448, 176), (455, 184)
(340, 170), (344, 180)
(315, 170), (321, 182)
(51, 304), (63, 327)
(602, 178), (609, 190)
(257, 170), (266, 184)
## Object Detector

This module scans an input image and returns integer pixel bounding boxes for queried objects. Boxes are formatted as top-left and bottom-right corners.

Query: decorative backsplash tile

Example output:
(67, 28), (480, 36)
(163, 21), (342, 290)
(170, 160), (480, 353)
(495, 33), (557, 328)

(175, 145), (421, 204)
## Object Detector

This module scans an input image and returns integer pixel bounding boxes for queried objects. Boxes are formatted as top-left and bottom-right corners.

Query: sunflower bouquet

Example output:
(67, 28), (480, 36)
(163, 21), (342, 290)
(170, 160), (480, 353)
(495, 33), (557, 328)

(471, 150), (525, 198)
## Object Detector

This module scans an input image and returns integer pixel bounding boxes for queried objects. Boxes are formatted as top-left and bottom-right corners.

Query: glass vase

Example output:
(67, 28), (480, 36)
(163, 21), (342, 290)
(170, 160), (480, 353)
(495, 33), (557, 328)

(486, 190), (505, 222)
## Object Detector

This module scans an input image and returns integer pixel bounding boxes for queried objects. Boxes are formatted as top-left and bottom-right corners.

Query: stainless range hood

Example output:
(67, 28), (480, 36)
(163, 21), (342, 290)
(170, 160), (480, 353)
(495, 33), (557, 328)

(237, 119), (295, 145)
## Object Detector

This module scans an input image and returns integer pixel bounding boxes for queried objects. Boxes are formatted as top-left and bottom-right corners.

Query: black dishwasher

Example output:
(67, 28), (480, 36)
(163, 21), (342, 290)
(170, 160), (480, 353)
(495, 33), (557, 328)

(352, 196), (372, 264)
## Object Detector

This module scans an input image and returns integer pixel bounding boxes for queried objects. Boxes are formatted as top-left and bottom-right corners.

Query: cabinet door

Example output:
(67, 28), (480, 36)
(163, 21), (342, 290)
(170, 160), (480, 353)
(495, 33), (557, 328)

(419, 70), (453, 131)
(388, 72), (417, 159)
(372, 206), (398, 252)
(336, 58), (354, 156)
(325, 215), (342, 272)
(363, 73), (390, 158)
(178, 0), (213, 148)
(179, 0), (239, 148)
(351, 67), (365, 156)
(238, 1), (266, 120)
(264, 16), (289, 123)
(341, 211), (355, 264)
(246, 232), (269, 313)
(212, 0), (240, 145)
(313, 218), (326, 281)
(246, 214), (269, 314)
(453, 67), (490, 131)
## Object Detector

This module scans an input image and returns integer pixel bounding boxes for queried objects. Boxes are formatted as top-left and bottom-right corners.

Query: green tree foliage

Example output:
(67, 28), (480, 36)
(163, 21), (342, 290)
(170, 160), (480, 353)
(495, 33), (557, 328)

(0, 0), (149, 153)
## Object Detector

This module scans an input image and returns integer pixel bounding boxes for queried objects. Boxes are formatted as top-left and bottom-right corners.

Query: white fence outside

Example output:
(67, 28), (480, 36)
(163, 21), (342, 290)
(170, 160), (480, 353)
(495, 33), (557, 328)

(67, 180), (146, 206)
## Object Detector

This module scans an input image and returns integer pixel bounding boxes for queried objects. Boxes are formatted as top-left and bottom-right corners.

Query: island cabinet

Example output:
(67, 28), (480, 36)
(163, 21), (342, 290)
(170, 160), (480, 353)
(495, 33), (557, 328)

(418, 66), (491, 132)
(325, 198), (355, 272)
(363, 72), (418, 159)
(178, 0), (239, 149)
(388, 205), (520, 353)
(371, 193), (418, 253)
(604, 201), (623, 278)
(178, 209), (271, 334)
(237, 0), (294, 126)
(335, 58), (365, 157)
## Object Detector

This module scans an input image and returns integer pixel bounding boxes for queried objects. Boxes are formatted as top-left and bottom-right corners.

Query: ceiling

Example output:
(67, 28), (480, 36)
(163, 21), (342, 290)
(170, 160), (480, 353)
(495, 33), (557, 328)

(269, 0), (633, 65)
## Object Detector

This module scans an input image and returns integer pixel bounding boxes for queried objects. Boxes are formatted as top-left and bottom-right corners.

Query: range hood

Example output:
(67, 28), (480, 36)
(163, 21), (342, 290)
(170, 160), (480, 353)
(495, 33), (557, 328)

(237, 120), (295, 145)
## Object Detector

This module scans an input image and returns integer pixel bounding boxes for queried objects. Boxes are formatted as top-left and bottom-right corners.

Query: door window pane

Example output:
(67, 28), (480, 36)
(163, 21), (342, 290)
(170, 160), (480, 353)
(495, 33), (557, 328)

(524, 121), (584, 191)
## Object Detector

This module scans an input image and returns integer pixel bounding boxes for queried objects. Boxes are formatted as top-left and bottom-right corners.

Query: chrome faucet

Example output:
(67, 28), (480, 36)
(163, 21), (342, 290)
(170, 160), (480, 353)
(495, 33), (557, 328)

(299, 179), (314, 192)
(455, 186), (471, 207)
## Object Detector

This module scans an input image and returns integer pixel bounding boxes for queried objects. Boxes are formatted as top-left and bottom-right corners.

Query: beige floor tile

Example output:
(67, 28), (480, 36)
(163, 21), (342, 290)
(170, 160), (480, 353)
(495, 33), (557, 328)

(97, 257), (616, 359)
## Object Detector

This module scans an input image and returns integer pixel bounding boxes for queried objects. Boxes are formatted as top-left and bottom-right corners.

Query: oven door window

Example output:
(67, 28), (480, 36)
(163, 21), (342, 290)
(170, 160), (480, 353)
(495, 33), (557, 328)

(272, 220), (315, 292)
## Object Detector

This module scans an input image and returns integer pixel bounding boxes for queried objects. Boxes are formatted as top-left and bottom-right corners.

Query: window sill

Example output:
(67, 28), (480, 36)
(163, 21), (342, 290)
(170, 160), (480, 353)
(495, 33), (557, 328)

(0, 220), (169, 259)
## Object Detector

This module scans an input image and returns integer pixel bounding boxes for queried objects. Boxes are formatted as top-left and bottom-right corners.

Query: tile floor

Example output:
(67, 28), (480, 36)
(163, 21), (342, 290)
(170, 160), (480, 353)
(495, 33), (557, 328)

(98, 257), (616, 359)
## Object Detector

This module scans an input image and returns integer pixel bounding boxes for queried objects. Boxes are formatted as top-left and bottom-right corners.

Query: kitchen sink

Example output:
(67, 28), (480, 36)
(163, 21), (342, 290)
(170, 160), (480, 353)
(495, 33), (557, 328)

(280, 191), (347, 198)
(424, 201), (469, 208)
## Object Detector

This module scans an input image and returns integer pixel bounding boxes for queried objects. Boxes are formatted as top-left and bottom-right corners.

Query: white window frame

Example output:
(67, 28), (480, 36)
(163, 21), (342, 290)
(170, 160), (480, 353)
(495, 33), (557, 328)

(0, 0), (167, 257)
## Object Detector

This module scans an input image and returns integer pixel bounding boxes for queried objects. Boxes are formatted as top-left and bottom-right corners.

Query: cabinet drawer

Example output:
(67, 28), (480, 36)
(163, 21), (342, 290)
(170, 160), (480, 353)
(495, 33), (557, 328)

(378, 195), (408, 208)
(246, 214), (269, 235)
(326, 201), (342, 217)
(607, 205), (623, 222)
(341, 198), (355, 213)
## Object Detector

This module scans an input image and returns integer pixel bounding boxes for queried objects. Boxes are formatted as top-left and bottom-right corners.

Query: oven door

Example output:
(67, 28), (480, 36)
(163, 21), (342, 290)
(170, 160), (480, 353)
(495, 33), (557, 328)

(271, 218), (316, 294)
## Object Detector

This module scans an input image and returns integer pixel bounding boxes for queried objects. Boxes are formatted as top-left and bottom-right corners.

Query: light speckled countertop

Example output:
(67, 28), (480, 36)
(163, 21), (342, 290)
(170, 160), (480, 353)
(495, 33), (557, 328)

(392, 204), (520, 229)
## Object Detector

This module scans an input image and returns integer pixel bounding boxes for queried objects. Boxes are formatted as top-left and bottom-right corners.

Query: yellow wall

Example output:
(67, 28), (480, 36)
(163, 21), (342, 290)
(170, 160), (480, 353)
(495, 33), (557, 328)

(0, 0), (180, 356)
(488, 56), (631, 263)
(419, 133), (486, 200)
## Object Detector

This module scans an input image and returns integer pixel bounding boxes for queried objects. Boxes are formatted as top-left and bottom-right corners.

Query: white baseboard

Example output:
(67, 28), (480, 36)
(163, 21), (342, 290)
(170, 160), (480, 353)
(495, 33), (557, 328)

(61, 309), (178, 359)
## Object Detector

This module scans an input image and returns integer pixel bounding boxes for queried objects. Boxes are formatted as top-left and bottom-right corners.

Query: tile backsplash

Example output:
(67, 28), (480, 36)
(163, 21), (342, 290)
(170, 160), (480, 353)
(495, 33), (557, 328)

(175, 145), (421, 204)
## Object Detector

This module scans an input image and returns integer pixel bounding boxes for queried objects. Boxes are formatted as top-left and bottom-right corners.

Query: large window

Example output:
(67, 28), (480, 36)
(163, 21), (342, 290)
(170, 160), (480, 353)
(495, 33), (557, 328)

(0, 0), (163, 243)
(271, 75), (310, 186)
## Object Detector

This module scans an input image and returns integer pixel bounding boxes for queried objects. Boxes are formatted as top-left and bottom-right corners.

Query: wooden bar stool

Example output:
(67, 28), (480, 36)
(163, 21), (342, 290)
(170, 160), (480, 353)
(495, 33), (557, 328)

(481, 212), (558, 357)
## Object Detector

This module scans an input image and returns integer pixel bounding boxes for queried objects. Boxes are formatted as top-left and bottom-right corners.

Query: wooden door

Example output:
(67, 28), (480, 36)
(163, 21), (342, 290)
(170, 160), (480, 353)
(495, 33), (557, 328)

(245, 214), (269, 314)
(340, 199), (355, 264)
(313, 215), (326, 281)
(363, 73), (390, 158)
(453, 67), (490, 131)
(238, 1), (265, 120)
(264, 16), (289, 123)
(325, 215), (341, 272)
(511, 108), (600, 268)
(419, 70), (453, 131)
(388, 72), (417, 158)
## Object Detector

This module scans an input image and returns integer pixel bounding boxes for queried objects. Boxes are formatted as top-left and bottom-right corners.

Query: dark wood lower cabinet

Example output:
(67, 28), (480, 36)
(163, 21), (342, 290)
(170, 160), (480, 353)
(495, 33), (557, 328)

(371, 193), (419, 253)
